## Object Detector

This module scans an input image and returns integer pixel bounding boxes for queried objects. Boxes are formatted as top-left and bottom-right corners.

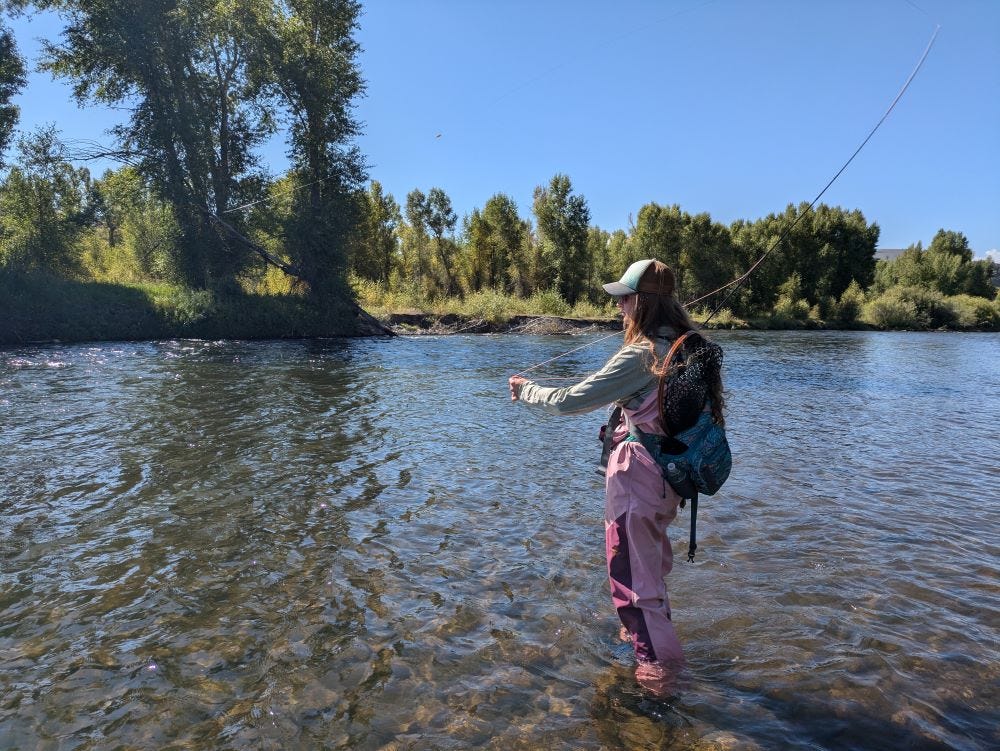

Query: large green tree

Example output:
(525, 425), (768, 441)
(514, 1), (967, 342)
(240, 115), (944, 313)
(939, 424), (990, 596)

(252, 0), (366, 298)
(14, 0), (365, 296)
(482, 193), (524, 292)
(15, 0), (274, 287)
(532, 174), (590, 303)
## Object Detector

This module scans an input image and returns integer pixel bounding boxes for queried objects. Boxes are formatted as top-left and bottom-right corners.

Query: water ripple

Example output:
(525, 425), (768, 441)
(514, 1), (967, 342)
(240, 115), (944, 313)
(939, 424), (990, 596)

(1, 332), (998, 750)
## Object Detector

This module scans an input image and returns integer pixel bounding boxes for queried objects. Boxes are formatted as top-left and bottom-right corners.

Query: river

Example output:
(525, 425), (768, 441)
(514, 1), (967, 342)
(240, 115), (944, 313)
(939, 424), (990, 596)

(1, 331), (997, 750)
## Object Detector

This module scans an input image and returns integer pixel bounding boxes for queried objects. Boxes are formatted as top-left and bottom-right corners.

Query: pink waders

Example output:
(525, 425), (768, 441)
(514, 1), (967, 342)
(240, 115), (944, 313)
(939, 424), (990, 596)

(605, 391), (684, 670)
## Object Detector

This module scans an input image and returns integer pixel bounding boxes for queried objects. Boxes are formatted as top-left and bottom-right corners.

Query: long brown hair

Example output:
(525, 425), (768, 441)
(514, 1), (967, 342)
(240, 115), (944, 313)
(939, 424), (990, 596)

(621, 262), (726, 425)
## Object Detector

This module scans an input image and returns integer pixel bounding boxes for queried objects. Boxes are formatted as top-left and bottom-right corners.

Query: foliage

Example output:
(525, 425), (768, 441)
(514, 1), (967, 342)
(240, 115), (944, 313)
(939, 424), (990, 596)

(526, 287), (572, 316)
(351, 180), (401, 283)
(463, 193), (528, 294)
(78, 166), (182, 284)
(12, 0), (365, 296)
(0, 21), (26, 166)
(771, 272), (810, 321)
(861, 288), (920, 329)
(834, 279), (866, 323)
(946, 294), (1000, 330)
(255, 0), (367, 299)
(0, 128), (93, 273)
(533, 174), (590, 304)
(873, 231), (995, 298)
(458, 288), (514, 324)
(861, 285), (955, 329)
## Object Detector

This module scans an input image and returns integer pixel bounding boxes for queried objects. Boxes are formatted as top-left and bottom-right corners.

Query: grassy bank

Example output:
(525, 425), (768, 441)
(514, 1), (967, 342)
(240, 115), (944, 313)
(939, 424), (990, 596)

(4, 272), (997, 345)
(354, 278), (1000, 333)
(0, 271), (369, 345)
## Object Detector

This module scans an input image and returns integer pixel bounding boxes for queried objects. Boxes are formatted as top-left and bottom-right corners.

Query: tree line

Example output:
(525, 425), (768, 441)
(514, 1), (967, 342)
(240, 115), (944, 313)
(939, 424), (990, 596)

(348, 175), (996, 324)
(1, 3), (996, 331)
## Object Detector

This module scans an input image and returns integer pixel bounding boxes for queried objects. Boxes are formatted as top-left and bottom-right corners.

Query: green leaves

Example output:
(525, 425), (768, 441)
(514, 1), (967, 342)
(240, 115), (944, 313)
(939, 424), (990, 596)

(0, 22), (25, 166)
(533, 174), (590, 304)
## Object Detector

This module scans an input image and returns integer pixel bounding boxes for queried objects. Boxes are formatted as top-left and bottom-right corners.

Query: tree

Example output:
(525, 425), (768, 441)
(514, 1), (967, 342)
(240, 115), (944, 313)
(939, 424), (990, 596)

(463, 208), (490, 292)
(0, 127), (92, 272)
(678, 212), (734, 308)
(927, 229), (973, 263)
(0, 22), (26, 167)
(630, 203), (684, 274)
(403, 188), (431, 294)
(17, 0), (275, 288)
(482, 193), (525, 292)
(873, 230), (996, 299)
(253, 0), (367, 299)
(584, 226), (610, 301)
(532, 174), (590, 303)
(810, 205), (879, 301)
(425, 187), (458, 296)
(352, 180), (400, 284)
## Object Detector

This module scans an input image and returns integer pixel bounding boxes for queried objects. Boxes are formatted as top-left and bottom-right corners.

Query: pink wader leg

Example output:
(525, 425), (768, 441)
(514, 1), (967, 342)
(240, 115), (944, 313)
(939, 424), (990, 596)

(605, 442), (684, 666)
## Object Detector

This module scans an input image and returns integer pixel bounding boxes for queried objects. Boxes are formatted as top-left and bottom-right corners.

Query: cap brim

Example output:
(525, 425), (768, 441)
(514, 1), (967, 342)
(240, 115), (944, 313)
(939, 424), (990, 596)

(603, 282), (636, 296)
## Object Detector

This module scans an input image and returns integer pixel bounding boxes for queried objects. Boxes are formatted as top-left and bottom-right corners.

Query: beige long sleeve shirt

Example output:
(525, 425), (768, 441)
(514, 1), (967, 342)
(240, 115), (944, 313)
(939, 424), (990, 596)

(518, 340), (668, 416)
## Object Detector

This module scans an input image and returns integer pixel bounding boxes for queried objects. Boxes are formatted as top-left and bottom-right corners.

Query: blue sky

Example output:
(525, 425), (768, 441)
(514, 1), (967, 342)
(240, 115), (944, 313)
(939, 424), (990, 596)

(6, 1), (999, 257)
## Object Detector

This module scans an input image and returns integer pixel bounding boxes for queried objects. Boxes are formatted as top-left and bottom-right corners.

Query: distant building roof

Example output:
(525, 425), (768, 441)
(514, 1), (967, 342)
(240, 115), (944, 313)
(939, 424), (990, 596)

(874, 248), (907, 261)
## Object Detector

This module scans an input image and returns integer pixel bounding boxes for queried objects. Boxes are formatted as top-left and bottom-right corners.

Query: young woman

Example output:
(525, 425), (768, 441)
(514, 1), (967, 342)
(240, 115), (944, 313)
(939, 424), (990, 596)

(508, 259), (724, 692)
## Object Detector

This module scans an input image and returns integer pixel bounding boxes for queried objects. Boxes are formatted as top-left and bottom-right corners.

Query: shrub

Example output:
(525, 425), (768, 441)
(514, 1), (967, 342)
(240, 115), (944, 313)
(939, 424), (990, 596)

(861, 288), (919, 328)
(460, 289), (515, 323)
(772, 294), (810, 321)
(895, 285), (956, 328)
(702, 308), (746, 329)
(147, 285), (215, 325)
(569, 298), (613, 319)
(526, 288), (571, 316)
(835, 280), (866, 323)
(946, 294), (1000, 329)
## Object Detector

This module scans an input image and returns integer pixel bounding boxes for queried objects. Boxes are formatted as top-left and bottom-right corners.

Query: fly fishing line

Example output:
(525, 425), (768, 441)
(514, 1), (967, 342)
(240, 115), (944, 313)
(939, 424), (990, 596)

(512, 21), (941, 379)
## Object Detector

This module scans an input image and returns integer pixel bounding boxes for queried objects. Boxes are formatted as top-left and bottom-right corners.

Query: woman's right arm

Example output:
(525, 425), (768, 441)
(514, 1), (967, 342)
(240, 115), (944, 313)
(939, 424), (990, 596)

(510, 345), (655, 416)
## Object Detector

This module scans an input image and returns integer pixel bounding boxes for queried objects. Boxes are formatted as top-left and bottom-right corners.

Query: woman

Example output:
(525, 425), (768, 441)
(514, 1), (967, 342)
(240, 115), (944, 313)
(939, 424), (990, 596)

(508, 259), (724, 691)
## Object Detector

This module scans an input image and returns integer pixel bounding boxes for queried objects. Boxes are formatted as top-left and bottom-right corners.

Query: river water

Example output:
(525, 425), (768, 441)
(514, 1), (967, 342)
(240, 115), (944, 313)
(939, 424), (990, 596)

(1, 331), (997, 750)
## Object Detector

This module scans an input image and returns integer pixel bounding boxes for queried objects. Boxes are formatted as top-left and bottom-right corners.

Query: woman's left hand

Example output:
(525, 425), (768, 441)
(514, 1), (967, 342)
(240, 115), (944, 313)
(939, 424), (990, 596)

(508, 376), (528, 402)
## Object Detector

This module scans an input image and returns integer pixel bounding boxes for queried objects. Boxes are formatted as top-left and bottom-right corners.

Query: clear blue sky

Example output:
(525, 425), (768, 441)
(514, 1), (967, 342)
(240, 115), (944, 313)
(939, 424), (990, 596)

(6, 0), (999, 257)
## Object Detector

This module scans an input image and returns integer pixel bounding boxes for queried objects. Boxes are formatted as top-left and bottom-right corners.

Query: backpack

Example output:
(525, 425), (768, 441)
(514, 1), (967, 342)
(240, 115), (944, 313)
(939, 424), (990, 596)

(627, 331), (732, 561)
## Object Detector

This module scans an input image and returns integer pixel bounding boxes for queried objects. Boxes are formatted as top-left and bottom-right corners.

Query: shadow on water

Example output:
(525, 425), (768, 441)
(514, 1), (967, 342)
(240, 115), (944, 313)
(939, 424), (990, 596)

(589, 669), (989, 751)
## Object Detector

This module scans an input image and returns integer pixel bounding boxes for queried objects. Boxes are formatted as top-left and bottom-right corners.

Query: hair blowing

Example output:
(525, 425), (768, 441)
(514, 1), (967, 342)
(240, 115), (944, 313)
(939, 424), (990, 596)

(623, 289), (726, 427)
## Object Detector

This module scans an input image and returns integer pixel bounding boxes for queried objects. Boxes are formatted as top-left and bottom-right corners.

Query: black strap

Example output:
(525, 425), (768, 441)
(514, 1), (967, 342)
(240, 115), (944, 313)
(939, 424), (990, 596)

(687, 493), (698, 562)
(597, 405), (623, 475)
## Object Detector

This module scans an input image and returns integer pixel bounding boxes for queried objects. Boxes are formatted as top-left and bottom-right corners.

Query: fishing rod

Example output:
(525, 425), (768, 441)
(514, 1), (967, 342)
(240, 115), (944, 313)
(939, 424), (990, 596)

(512, 22), (941, 378)
(691, 23), (941, 326)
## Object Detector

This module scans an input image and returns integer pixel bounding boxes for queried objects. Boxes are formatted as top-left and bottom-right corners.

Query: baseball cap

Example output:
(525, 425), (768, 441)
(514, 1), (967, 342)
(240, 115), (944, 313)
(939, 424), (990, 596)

(602, 259), (675, 297)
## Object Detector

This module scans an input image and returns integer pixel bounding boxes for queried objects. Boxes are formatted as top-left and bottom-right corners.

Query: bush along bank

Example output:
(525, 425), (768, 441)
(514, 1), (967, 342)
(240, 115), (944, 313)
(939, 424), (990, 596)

(0, 272), (390, 345)
(358, 282), (1000, 334)
(4, 273), (998, 346)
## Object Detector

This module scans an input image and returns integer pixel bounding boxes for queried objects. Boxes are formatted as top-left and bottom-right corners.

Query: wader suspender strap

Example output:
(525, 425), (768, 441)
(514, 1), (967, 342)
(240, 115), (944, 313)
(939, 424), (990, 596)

(656, 330), (699, 563)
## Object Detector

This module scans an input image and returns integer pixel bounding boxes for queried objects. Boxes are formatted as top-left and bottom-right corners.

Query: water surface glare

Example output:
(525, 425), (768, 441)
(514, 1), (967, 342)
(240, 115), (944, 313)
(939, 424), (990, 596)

(1, 332), (998, 750)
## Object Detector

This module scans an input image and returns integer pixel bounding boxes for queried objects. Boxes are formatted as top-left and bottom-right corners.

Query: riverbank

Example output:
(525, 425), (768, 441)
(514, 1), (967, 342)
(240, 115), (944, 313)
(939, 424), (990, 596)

(380, 310), (877, 335)
(0, 271), (392, 345)
(3, 271), (997, 346)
